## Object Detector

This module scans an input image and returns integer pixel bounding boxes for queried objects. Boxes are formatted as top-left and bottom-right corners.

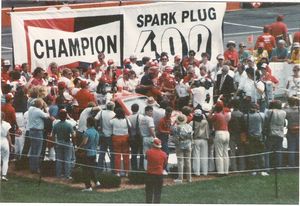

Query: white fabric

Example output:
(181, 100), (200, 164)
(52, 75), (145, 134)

(192, 139), (208, 176)
(214, 130), (230, 174)
(110, 118), (131, 136)
(95, 110), (115, 137)
(191, 87), (207, 108)
(238, 77), (265, 102)
(27, 106), (49, 130)
(131, 64), (143, 77)
(77, 107), (93, 132)
(287, 76), (300, 97)
(58, 76), (73, 89)
(175, 82), (190, 97)
(139, 115), (155, 137)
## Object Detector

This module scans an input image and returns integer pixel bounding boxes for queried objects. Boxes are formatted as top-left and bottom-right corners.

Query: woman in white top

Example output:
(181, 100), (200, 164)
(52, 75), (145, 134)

(110, 107), (131, 176)
(1, 112), (14, 181)
(286, 65), (300, 98)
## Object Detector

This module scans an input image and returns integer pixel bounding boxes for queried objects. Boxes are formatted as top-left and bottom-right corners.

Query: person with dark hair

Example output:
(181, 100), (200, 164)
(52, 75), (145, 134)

(28, 67), (46, 88)
(52, 109), (75, 179)
(255, 25), (276, 56)
(264, 100), (286, 170)
(157, 106), (173, 175)
(284, 97), (299, 167)
(208, 101), (231, 176)
(243, 103), (268, 176)
(191, 109), (209, 176)
(95, 101), (115, 173)
(224, 41), (239, 68)
(182, 50), (200, 69)
(159, 52), (170, 72)
(270, 39), (289, 62)
(228, 99), (244, 171)
(269, 15), (288, 44)
(77, 116), (100, 192)
(140, 106), (156, 168)
(145, 138), (167, 203)
(20, 63), (32, 82)
(128, 103), (144, 170)
(110, 107), (131, 176)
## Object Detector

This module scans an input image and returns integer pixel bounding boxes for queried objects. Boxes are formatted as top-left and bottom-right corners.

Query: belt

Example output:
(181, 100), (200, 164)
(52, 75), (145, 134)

(30, 128), (43, 131)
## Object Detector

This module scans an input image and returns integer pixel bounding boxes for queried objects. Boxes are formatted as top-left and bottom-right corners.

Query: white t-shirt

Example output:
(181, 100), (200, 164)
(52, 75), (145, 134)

(287, 76), (300, 97)
(78, 107), (94, 132)
(95, 110), (115, 137)
(139, 115), (155, 137)
(58, 76), (73, 89)
(110, 118), (131, 136)
(191, 87), (207, 108)
(239, 78), (265, 102)
(1, 120), (11, 138)
(175, 82), (190, 97)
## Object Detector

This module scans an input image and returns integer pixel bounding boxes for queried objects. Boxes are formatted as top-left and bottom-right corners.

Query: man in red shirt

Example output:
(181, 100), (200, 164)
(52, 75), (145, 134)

(224, 41), (239, 68)
(145, 138), (167, 204)
(157, 107), (173, 174)
(74, 80), (96, 113)
(269, 15), (288, 44)
(208, 101), (231, 176)
(255, 25), (276, 56)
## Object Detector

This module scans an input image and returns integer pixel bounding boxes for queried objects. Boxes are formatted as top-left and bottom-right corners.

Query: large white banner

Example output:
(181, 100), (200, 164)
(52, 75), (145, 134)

(11, 2), (226, 70)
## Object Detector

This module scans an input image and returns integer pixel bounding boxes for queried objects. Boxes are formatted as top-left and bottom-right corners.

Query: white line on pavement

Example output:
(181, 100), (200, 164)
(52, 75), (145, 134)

(2, 46), (12, 50)
(1, 33), (12, 36)
(225, 27), (300, 37)
(224, 21), (263, 29)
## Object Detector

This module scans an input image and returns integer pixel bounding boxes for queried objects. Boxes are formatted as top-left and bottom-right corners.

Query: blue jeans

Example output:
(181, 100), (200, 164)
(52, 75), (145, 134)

(287, 132), (299, 167)
(97, 136), (114, 172)
(29, 129), (44, 173)
(158, 133), (169, 170)
(55, 142), (73, 178)
(265, 135), (283, 169)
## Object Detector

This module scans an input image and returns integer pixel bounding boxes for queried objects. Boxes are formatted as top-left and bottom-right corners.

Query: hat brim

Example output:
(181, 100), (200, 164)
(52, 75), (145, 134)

(153, 144), (162, 148)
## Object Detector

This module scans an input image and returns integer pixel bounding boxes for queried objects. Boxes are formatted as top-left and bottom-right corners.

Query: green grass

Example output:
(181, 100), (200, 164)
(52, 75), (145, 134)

(0, 171), (298, 204)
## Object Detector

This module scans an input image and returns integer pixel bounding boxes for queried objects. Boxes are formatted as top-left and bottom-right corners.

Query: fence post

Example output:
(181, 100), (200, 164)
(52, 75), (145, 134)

(274, 150), (278, 198)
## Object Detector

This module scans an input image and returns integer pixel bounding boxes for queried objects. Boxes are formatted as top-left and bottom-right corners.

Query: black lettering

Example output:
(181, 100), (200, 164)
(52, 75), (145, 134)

(137, 14), (144, 28)
(81, 37), (89, 55)
(161, 13), (168, 25)
(152, 14), (159, 26)
(107, 35), (117, 53)
(208, 8), (216, 20)
(95, 36), (105, 53)
(45, 39), (56, 58)
(198, 9), (207, 21)
(58, 39), (68, 57)
(34, 40), (44, 59)
(191, 10), (197, 22)
(182, 10), (189, 23)
(169, 12), (177, 24)
(144, 14), (152, 27)
(68, 38), (81, 56)
(90, 37), (95, 55)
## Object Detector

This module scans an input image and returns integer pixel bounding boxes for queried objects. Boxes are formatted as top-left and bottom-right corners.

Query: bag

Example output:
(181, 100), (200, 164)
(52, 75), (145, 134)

(129, 115), (142, 143)
(263, 111), (273, 138)
(179, 140), (191, 150)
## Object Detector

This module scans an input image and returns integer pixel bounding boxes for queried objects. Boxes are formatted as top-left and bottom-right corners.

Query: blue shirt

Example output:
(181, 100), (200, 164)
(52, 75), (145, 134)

(271, 48), (288, 60)
(52, 121), (73, 143)
(83, 127), (99, 157)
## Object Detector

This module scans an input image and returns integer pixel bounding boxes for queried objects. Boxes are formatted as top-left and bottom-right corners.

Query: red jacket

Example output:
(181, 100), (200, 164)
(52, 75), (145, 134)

(255, 33), (276, 53)
(146, 148), (167, 175)
(74, 89), (96, 110)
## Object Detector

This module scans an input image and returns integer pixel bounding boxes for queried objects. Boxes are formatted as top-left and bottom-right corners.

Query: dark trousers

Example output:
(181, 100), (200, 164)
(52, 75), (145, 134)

(246, 136), (265, 170)
(83, 155), (98, 188)
(145, 174), (163, 204)
(158, 134), (169, 170)
(98, 136), (114, 173)
(130, 139), (144, 170)
(265, 135), (283, 169)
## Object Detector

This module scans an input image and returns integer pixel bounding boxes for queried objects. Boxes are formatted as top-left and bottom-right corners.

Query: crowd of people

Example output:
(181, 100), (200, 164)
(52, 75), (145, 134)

(0, 15), (299, 194)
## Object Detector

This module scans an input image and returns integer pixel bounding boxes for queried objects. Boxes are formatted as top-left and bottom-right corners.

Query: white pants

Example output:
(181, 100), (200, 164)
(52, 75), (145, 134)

(1, 138), (10, 176)
(208, 143), (215, 172)
(143, 137), (153, 170)
(176, 146), (192, 182)
(15, 113), (25, 158)
(192, 139), (208, 176)
(214, 131), (230, 174)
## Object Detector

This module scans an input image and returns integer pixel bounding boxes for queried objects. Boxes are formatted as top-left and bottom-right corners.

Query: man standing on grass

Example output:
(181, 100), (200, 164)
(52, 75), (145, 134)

(145, 138), (167, 204)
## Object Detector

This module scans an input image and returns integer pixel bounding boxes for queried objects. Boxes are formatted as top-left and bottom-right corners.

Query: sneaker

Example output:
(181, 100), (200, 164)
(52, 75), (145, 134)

(163, 170), (168, 175)
(174, 179), (183, 184)
(66, 176), (73, 180)
(261, 172), (269, 176)
(116, 173), (120, 177)
(251, 172), (257, 176)
(187, 179), (192, 183)
(96, 181), (101, 187)
(81, 187), (93, 192)
(1, 176), (8, 181)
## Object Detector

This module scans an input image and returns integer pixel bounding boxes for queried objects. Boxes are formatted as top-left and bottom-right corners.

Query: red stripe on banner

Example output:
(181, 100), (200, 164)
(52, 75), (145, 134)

(24, 18), (74, 71)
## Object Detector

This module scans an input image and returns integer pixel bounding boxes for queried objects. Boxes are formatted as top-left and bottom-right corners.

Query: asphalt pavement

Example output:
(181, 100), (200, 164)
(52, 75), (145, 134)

(1, 3), (300, 62)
